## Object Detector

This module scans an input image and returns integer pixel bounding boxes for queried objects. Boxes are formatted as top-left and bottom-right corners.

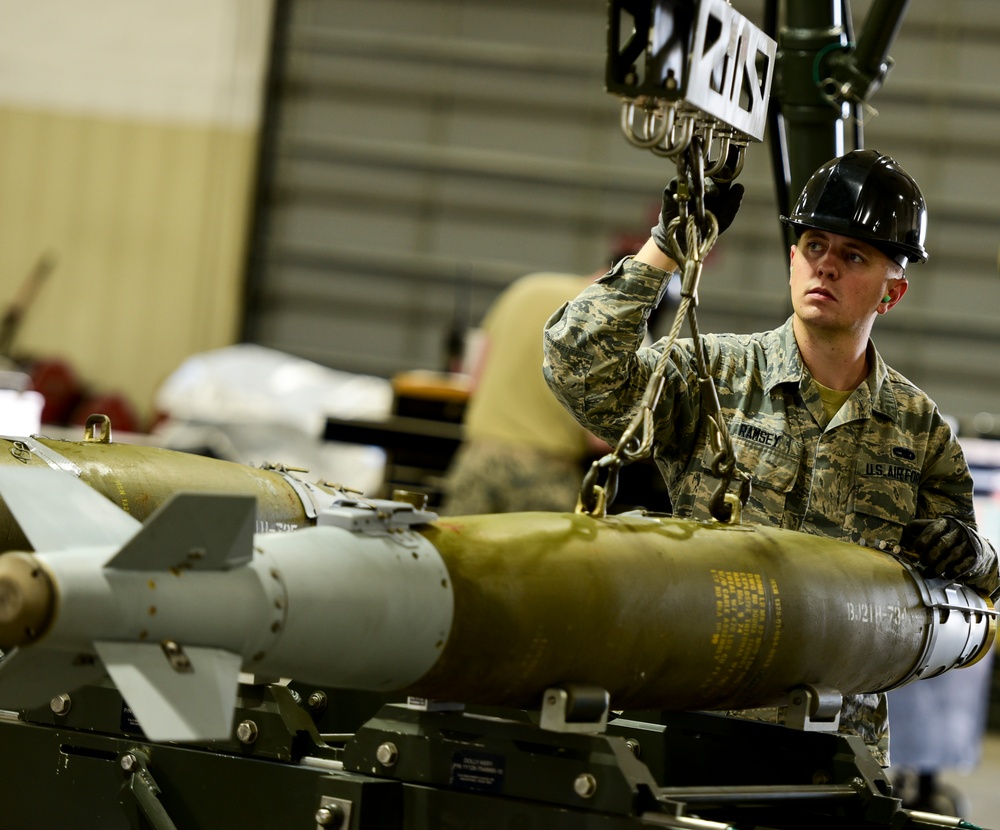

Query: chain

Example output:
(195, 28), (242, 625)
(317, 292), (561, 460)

(576, 138), (751, 522)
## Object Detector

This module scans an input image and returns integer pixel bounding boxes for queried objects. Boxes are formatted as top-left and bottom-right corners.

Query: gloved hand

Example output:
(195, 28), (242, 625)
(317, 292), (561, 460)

(900, 516), (991, 581)
(651, 178), (745, 256)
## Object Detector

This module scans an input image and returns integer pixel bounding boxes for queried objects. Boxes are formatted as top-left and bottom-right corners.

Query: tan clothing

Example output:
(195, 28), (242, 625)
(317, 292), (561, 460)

(463, 272), (594, 459)
(442, 272), (594, 516)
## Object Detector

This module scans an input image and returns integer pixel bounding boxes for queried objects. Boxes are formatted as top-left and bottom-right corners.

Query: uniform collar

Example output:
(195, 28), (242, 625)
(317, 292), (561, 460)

(760, 317), (806, 393)
(764, 317), (899, 423)
(858, 340), (898, 421)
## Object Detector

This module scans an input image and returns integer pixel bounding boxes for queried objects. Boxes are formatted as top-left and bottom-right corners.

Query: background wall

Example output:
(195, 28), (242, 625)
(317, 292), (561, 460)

(244, 0), (1000, 437)
(0, 1), (998, 436)
(0, 0), (273, 425)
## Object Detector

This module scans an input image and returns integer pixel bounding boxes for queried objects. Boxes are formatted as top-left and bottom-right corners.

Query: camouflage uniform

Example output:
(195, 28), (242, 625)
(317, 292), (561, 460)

(441, 441), (583, 516)
(542, 256), (999, 766)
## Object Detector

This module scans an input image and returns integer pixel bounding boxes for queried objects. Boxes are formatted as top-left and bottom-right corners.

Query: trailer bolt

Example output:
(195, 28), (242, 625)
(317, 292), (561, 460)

(574, 772), (598, 798)
(50, 693), (72, 716)
(314, 804), (344, 827)
(236, 719), (259, 745)
(376, 741), (398, 767)
(307, 690), (328, 713)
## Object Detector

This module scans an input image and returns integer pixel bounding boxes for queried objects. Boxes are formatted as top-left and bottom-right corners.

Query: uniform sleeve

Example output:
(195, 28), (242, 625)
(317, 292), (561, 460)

(918, 419), (1000, 597)
(542, 257), (697, 451)
(916, 417), (977, 522)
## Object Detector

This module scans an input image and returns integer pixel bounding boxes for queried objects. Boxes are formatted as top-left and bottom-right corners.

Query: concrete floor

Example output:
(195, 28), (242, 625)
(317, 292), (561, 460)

(934, 730), (1000, 829)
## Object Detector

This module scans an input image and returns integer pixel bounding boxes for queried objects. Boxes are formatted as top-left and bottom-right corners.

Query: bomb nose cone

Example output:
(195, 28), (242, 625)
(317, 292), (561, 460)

(0, 553), (54, 649)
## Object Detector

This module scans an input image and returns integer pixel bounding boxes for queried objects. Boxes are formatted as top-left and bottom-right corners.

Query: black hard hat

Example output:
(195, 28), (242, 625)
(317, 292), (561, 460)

(781, 149), (928, 268)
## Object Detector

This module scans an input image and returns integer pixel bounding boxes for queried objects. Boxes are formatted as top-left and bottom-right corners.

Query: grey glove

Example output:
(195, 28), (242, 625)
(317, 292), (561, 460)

(651, 178), (744, 256)
(900, 516), (991, 582)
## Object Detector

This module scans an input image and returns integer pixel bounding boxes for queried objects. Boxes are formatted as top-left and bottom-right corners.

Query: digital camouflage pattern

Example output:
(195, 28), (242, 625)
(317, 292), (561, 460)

(542, 255), (999, 766)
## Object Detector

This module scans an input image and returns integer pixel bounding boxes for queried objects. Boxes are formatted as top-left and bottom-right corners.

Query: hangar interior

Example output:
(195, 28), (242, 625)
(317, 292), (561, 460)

(1, 1), (1000, 828)
(243, 0), (1000, 436)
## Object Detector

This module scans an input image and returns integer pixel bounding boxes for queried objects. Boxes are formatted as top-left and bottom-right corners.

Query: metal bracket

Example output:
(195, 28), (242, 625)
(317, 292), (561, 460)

(269, 466), (321, 520)
(785, 684), (842, 732)
(405, 696), (465, 713)
(890, 567), (997, 682)
(317, 496), (438, 535)
(608, 0), (776, 153)
(684, 0), (775, 141)
(83, 413), (113, 443)
(539, 685), (610, 734)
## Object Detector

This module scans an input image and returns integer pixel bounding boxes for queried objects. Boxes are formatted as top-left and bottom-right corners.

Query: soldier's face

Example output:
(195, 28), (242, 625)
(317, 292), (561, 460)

(789, 230), (906, 333)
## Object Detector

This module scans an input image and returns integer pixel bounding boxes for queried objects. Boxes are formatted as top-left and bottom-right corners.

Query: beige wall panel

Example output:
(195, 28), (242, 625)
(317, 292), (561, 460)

(0, 105), (257, 425)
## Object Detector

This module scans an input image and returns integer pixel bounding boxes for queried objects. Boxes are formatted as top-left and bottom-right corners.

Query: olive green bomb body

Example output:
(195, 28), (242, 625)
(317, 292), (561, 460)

(0, 432), (331, 551)
(408, 511), (992, 710)
(0, 437), (991, 740)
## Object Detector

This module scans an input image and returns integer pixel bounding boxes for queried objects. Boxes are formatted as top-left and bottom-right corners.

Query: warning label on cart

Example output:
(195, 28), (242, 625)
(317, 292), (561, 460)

(450, 750), (505, 793)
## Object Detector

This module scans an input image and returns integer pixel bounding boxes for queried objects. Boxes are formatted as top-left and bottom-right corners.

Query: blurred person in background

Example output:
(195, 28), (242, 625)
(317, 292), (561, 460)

(440, 234), (649, 516)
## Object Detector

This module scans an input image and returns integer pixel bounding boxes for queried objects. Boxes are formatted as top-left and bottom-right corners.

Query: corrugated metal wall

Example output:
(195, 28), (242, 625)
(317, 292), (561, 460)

(243, 0), (670, 380)
(244, 0), (1000, 433)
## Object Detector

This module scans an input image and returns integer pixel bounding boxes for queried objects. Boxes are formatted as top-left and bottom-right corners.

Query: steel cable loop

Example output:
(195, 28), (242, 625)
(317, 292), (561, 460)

(617, 215), (706, 466)
(575, 138), (749, 519)
(576, 213), (724, 515)
(581, 212), (717, 500)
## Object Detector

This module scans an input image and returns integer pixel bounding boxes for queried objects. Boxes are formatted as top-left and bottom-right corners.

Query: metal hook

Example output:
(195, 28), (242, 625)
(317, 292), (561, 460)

(576, 454), (622, 518)
(620, 100), (672, 149)
(704, 132), (732, 178)
(709, 469), (752, 524)
(650, 110), (695, 158)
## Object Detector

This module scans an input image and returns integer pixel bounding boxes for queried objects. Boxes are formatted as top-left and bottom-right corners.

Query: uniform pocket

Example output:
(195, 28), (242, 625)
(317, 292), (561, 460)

(698, 416), (802, 522)
(734, 440), (800, 521)
(850, 455), (920, 541)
